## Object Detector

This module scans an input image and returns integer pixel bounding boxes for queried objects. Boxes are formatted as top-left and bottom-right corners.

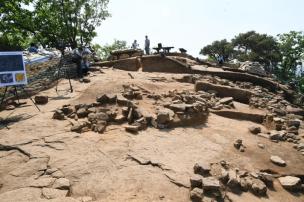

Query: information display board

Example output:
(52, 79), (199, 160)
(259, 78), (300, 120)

(0, 52), (27, 87)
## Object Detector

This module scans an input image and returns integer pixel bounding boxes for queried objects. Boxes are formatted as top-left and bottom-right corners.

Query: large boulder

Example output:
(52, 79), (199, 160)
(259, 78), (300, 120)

(278, 176), (301, 191)
(239, 61), (267, 76)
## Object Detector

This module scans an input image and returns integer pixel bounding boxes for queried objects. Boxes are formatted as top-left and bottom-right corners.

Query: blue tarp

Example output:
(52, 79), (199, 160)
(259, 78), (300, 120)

(24, 55), (51, 65)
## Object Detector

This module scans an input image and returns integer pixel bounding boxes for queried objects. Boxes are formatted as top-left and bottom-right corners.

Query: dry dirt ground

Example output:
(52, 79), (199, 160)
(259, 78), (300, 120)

(0, 68), (303, 202)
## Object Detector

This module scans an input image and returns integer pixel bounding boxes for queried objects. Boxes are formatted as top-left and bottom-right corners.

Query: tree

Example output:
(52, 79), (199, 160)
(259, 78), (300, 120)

(33, 0), (110, 50)
(0, 0), (110, 51)
(93, 39), (127, 60)
(232, 31), (281, 69)
(277, 31), (304, 80)
(200, 39), (234, 62)
(0, 0), (35, 50)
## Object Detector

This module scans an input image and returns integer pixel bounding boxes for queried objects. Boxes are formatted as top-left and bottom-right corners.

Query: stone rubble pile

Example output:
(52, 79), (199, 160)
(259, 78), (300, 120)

(1, 99), (27, 111)
(180, 74), (290, 111)
(30, 165), (71, 199)
(189, 161), (303, 201)
(249, 93), (291, 112)
(52, 85), (211, 134)
(248, 114), (304, 155)
(163, 89), (234, 111)
(179, 74), (294, 112)
(203, 76), (288, 112)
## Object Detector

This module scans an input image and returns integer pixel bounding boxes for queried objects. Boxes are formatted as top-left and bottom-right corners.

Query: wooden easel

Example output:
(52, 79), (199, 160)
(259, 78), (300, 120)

(0, 85), (40, 111)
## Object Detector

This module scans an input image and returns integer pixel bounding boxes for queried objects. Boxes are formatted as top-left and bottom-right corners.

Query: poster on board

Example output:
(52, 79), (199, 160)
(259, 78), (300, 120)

(0, 52), (28, 87)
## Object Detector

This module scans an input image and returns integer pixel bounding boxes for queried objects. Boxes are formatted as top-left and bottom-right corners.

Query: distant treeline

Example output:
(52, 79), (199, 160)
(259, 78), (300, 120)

(200, 31), (304, 92)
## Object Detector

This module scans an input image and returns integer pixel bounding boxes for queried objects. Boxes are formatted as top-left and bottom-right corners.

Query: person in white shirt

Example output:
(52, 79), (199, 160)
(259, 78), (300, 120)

(131, 40), (139, 49)
(73, 47), (91, 78)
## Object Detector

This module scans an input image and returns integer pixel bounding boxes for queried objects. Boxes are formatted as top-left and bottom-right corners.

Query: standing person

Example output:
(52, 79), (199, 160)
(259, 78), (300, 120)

(144, 35), (150, 55)
(218, 55), (224, 65)
(82, 47), (91, 75)
(28, 43), (38, 53)
(131, 40), (139, 49)
(72, 47), (91, 78)
(72, 47), (84, 78)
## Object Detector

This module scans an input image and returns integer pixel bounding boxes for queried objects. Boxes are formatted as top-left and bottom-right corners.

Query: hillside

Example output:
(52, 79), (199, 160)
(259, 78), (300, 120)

(0, 54), (303, 202)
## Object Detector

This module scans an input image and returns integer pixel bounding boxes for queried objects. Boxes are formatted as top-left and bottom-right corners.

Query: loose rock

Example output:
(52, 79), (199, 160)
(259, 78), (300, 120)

(219, 97), (233, 105)
(156, 109), (173, 125)
(202, 177), (221, 191)
(189, 187), (204, 202)
(34, 95), (48, 105)
(193, 162), (211, 176)
(190, 174), (202, 189)
(71, 122), (86, 133)
(52, 178), (70, 190)
(77, 108), (88, 118)
(270, 155), (286, 167)
(53, 110), (65, 120)
(125, 125), (139, 133)
(278, 176), (301, 191)
(30, 177), (55, 188)
(42, 188), (68, 199)
(249, 126), (261, 134)
(251, 179), (267, 196)
(95, 122), (107, 134)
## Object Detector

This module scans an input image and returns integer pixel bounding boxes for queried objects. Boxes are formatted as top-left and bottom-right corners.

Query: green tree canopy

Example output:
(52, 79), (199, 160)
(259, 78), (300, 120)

(0, 0), (35, 50)
(0, 0), (110, 51)
(200, 31), (282, 70)
(232, 31), (281, 67)
(200, 30), (304, 92)
(277, 31), (304, 80)
(93, 39), (127, 60)
(200, 39), (234, 62)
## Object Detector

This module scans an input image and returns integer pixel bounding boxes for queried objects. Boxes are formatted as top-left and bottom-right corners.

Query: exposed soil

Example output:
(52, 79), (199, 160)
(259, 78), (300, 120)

(0, 65), (303, 202)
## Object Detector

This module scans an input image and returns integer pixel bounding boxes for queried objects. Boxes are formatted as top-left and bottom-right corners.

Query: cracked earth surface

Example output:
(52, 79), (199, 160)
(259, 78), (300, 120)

(0, 68), (303, 202)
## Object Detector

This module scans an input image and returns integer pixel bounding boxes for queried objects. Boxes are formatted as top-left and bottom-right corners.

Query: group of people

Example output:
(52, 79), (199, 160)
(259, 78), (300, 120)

(131, 35), (150, 55)
(72, 47), (92, 78)
(74, 35), (151, 79)
(27, 36), (152, 79)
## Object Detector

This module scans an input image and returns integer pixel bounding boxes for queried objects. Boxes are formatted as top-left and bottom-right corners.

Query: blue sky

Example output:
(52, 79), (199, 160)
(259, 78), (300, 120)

(93, 0), (304, 57)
